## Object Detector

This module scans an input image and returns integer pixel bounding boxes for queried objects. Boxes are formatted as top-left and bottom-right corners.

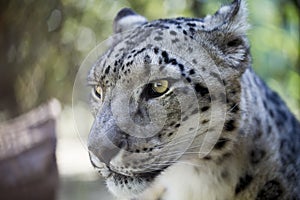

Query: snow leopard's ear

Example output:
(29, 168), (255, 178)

(203, 0), (250, 70)
(113, 8), (148, 34)
(204, 0), (249, 34)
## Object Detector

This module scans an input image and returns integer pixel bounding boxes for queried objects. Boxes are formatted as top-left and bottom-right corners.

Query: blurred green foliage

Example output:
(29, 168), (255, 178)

(0, 0), (299, 121)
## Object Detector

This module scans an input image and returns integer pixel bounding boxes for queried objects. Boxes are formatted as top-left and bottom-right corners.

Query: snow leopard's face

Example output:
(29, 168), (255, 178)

(87, 0), (250, 198)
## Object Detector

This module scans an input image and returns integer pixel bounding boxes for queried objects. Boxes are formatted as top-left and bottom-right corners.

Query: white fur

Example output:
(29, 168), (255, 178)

(138, 157), (243, 200)
(114, 15), (147, 33)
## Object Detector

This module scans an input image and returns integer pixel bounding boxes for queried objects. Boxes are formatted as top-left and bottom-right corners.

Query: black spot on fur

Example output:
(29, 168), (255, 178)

(187, 22), (196, 27)
(254, 117), (261, 126)
(172, 38), (180, 43)
(189, 27), (195, 33)
(263, 100), (268, 109)
(227, 38), (243, 47)
(210, 72), (223, 84)
(159, 57), (162, 65)
(255, 180), (283, 200)
(133, 48), (146, 57)
(169, 121), (176, 126)
(201, 106), (210, 112)
(157, 31), (163, 35)
(201, 119), (209, 124)
(187, 47), (193, 53)
(191, 108), (199, 115)
(161, 51), (169, 63)
(146, 44), (153, 49)
(254, 130), (263, 139)
(189, 69), (195, 75)
(279, 139), (289, 152)
(154, 36), (163, 41)
(105, 65), (111, 74)
(144, 55), (151, 64)
(235, 174), (253, 195)
(168, 132), (174, 137)
(169, 59), (177, 65)
(154, 47), (159, 54)
(250, 149), (266, 164)
(216, 152), (232, 165)
(170, 30), (177, 35)
(277, 109), (287, 121)
(214, 138), (229, 150)
(182, 116), (189, 121)
(267, 125), (272, 134)
(186, 77), (191, 82)
(194, 83), (209, 97)
(269, 109), (274, 118)
(275, 119), (284, 128)
(178, 63), (184, 71)
(203, 155), (211, 160)
(224, 120), (236, 131)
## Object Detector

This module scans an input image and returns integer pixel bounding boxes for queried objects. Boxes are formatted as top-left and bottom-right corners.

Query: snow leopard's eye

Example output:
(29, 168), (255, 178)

(152, 80), (169, 94)
(93, 85), (103, 100)
(143, 80), (169, 99)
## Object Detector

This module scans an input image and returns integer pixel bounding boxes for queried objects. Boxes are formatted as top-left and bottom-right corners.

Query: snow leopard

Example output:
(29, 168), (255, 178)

(87, 0), (300, 199)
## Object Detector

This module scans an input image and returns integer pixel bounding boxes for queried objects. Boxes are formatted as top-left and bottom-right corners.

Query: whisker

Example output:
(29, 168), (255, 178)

(154, 151), (201, 160)
(147, 160), (205, 169)
(154, 135), (196, 148)
(227, 103), (239, 113)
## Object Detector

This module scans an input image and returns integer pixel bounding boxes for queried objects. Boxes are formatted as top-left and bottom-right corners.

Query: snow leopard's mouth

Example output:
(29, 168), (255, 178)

(102, 166), (165, 185)
(89, 152), (169, 182)
(96, 163), (168, 182)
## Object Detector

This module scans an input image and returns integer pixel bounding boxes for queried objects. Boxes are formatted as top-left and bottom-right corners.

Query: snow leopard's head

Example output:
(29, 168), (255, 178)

(87, 0), (250, 198)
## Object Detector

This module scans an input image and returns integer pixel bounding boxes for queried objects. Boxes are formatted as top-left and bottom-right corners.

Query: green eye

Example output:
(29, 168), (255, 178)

(152, 80), (169, 94)
(93, 85), (103, 99)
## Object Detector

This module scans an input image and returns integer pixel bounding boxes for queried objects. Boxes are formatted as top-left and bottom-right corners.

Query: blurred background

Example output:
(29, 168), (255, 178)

(0, 0), (299, 200)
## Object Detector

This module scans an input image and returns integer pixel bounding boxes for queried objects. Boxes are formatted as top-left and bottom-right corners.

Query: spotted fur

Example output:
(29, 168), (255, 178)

(87, 0), (300, 199)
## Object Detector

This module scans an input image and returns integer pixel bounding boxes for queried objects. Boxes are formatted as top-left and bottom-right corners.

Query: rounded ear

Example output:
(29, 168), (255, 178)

(204, 0), (249, 34)
(202, 0), (250, 71)
(113, 8), (148, 34)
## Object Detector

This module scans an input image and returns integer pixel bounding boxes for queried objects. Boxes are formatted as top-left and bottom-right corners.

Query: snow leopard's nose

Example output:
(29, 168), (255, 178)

(87, 104), (128, 167)
(88, 138), (120, 167)
(88, 121), (124, 167)
(88, 146), (119, 168)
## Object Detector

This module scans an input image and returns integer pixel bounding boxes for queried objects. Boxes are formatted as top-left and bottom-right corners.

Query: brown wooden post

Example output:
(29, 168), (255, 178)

(0, 99), (61, 200)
